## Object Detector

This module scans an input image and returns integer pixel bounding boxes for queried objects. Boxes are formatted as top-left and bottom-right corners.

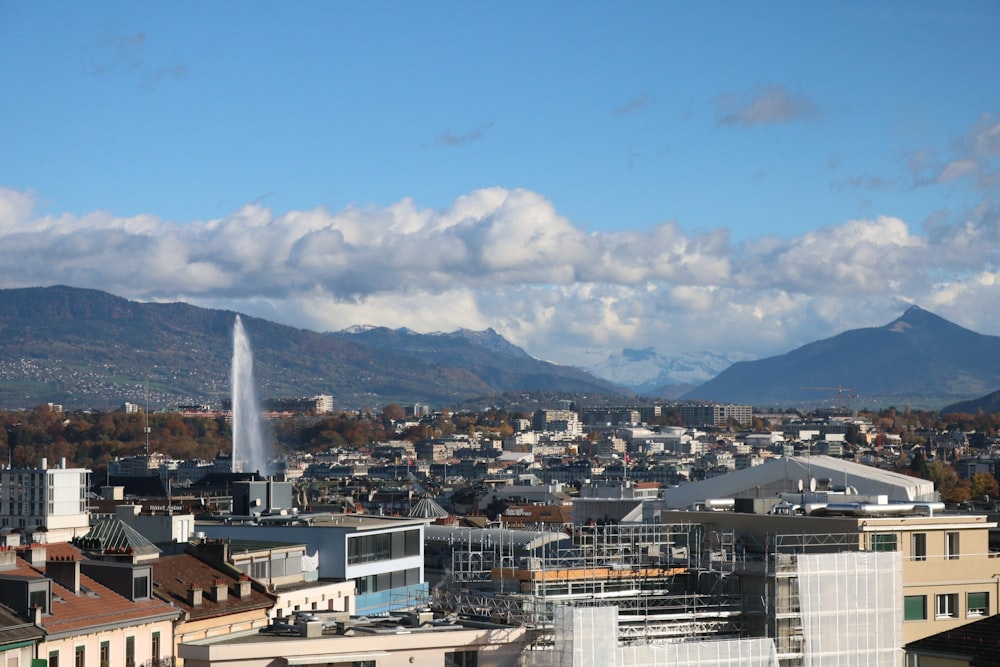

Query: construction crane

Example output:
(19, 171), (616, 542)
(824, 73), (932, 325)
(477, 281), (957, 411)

(801, 384), (858, 413)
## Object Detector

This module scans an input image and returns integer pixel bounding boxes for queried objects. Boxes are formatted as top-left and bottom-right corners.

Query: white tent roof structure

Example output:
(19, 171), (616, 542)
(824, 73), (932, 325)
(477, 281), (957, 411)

(661, 455), (935, 508)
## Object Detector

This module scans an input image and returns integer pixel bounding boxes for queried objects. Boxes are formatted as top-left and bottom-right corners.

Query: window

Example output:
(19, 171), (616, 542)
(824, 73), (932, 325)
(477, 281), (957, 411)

(946, 532), (960, 560)
(151, 631), (161, 667)
(125, 636), (135, 667)
(445, 651), (478, 667)
(100, 641), (110, 667)
(48, 651), (59, 667)
(347, 533), (393, 565)
(904, 595), (927, 621)
(405, 529), (421, 556)
(28, 588), (48, 613)
(871, 534), (897, 552)
(251, 559), (269, 579)
(935, 593), (958, 618)
(133, 574), (149, 600)
(911, 533), (926, 561)
(967, 591), (989, 617)
(74, 646), (85, 667)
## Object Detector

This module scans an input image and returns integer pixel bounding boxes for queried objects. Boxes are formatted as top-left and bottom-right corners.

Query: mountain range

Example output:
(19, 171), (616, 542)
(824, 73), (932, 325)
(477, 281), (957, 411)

(684, 306), (1000, 409)
(1, 287), (998, 412)
(578, 347), (751, 397)
(0, 286), (623, 410)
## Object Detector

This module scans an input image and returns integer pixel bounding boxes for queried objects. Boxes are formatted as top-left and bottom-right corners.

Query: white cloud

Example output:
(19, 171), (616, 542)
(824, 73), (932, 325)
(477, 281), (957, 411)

(1, 171), (999, 368)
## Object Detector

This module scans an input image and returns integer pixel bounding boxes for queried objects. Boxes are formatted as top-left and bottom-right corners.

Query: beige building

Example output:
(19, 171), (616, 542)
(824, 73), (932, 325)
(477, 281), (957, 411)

(178, 617), (528, 667)
(669, 507), (999, 657)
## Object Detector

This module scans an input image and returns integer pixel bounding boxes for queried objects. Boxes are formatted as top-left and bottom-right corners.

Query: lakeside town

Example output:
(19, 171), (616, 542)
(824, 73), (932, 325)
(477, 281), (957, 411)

(4, 392), (1000, 667)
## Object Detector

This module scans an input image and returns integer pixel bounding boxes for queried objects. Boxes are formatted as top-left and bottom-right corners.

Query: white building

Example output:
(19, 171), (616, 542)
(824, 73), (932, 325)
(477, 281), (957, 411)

(198, 514), (428, 616)
(0, 458), (90, 543)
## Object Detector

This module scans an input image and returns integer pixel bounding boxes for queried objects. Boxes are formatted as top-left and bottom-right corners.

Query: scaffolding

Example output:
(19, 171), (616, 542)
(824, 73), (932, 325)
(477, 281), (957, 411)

(433, 522), (745, 645)
(731, 531), (899, 667)
(521, 537), (901, 667)
(525, 606), (778, 667)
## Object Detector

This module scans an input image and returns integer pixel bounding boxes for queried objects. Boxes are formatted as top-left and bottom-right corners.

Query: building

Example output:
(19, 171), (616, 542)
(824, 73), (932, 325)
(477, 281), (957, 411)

(667, 502), (1000, 664)
(0, 459), (91, 543)
(0, 604), (43, 667)
(0, 542), (179, 667)
(260, 394), (333, 414)
(659, 454), (936, 508)
(197, 514), (428, 616)
(149, 551), (276, 665)
(532, 410), (583, 437)
(178, 614), (528, 667)
(678, 403), (753, 427)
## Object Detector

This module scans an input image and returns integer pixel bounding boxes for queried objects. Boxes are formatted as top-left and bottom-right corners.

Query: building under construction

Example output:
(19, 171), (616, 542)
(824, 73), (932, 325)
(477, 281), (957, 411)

(426, 512), (907, 667)
(426, 521), (744, 647)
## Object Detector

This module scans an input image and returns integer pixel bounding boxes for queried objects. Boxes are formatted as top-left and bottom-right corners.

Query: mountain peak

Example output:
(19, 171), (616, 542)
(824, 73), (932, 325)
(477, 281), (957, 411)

(887, 305), (955, 333)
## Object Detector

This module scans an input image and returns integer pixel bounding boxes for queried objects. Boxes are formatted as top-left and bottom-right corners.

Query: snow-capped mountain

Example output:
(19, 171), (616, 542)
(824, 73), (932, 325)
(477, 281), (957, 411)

(580, 347), (752, 396)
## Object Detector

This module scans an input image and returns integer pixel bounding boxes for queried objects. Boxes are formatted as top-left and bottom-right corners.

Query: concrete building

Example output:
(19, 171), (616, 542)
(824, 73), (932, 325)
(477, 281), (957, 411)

(667, 504), (1000, 663)
(0, 459), (91, 543)
(198, 514), (428, 616)
(178, 615), (528, 667)
(678, 403), (753, 427)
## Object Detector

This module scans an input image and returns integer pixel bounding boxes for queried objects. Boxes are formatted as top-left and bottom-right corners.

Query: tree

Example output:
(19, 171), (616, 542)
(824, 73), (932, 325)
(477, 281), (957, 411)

(909, 450), (929, 478)
(381, 404), (405, 421)
(968, 472), (1000, 502)
(927, 461), (969, 503)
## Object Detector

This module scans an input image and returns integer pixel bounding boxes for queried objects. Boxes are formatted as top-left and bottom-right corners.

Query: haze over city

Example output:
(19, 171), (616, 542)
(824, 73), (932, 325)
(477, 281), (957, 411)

(1, 2), (999, 369)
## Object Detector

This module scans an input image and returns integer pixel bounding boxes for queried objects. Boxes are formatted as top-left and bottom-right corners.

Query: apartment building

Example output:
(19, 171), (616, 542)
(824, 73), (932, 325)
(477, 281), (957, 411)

(678, 403), (753, 427)
(670, 505), (1000, 659)
(0, 542), (179, 667)
(0, 459), (91, 543)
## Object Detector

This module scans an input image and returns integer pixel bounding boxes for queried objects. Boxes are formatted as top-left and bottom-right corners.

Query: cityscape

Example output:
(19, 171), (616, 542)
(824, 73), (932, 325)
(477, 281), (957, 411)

(3, 3), (1000, 667)
(2, 312), (1000, 666)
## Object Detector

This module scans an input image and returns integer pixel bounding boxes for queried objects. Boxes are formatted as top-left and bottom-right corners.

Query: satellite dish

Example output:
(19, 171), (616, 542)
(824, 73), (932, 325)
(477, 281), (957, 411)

(809, 478), (817, 492)
(797, 479), (804, 492)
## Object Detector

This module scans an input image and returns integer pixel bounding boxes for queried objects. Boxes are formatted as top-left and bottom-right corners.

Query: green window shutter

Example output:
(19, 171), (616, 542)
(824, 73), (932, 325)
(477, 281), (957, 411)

(904, 595), (926, 620)
(968, 592), (988, 610)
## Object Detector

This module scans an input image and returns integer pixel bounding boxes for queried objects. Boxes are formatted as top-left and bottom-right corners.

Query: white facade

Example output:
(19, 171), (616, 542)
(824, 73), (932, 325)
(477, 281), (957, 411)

(0, 460), (90, 543)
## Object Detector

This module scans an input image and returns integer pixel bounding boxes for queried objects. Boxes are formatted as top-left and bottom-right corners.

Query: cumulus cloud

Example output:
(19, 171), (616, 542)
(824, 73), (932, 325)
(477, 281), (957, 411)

(714, 84), (821, 127)
(1, 171), (999, 367)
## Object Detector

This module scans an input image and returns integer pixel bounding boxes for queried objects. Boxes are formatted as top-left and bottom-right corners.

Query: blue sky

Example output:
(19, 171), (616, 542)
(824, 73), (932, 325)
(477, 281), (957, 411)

(1, 1), (999, 374)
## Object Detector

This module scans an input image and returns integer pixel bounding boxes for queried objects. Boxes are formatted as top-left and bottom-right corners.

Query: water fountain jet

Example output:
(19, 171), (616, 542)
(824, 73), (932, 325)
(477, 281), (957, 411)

(231, 315), (271, 474)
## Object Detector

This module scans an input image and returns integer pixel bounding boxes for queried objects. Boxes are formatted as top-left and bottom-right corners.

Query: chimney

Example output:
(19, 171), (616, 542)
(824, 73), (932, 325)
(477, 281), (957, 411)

(211, 578), (228, 602)
(187, 586), (202, 606)
(46, 555), (81, 595)
(234, 574), (252, 599)
(23, 544), (47, 567)
(0, 547), (16, 570)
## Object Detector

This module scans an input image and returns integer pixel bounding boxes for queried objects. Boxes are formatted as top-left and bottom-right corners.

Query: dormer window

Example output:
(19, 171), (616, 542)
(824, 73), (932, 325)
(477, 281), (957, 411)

(133, 574), (150, 600)
(28, 588), (48, 614)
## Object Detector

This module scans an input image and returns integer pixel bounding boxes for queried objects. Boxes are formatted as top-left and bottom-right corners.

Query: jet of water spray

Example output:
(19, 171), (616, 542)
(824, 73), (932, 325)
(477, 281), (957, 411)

(231, 315), (270, 475)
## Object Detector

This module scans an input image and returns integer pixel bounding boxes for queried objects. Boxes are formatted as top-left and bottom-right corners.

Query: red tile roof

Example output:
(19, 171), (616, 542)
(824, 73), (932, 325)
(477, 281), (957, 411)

(8, 544), (178, 637)
(151, 554), (273, 620)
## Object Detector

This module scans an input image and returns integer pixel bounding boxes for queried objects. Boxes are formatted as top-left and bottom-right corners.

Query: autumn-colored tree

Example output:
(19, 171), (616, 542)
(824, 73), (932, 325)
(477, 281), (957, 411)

(968, 471), (1000, 502)
(381, 404), (405, 421)
(927, 461), (970, 503)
